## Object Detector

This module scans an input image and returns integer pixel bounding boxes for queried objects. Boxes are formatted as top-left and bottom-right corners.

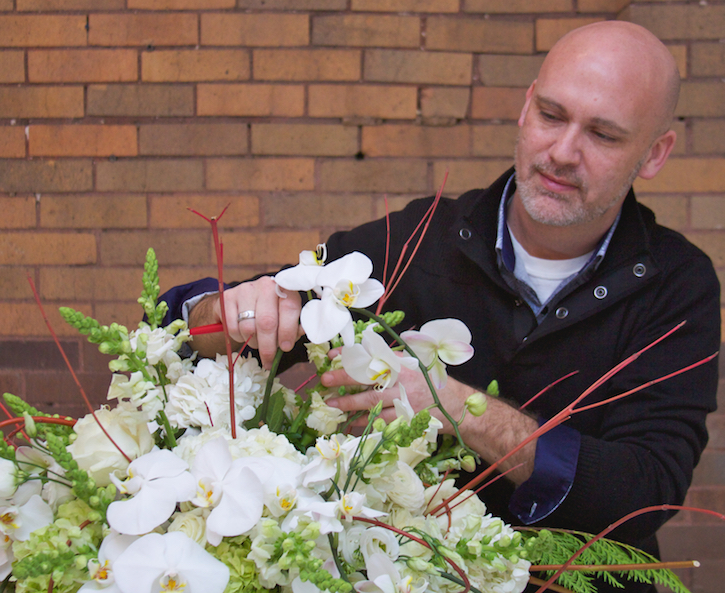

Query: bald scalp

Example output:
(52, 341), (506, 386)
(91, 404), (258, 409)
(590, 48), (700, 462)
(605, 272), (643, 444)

(543, 21), (680, 138)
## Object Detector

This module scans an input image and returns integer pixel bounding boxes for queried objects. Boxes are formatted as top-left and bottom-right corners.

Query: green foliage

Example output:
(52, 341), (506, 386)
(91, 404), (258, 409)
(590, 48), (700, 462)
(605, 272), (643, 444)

(520, 528), (690, 593)
(138, 248), (169, 329)
(2, 394), (74, 445)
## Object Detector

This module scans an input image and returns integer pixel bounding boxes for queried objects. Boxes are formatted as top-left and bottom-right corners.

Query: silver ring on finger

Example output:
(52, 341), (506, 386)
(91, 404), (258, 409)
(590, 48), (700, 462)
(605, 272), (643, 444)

(237, 310), (256, 322)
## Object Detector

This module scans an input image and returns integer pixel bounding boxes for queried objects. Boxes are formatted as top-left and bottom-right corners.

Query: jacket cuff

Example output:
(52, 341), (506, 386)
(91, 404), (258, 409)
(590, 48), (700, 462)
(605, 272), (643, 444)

(508, 422), (581, 524)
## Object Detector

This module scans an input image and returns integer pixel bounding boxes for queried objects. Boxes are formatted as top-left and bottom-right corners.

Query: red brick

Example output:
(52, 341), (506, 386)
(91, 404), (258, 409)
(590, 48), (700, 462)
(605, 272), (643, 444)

(692, 120), (725, 155)
(263, 193), (376, 228)
(420, 88), (470, 119)
(29, 50), (137, 83)
(0, 267), (35, 299)
(0, 160), (92, 193)
(253, 49), (361, 82)
(96, 160), (203, 192)
(433, 159), (513, 194)
(222, 231), (322, 266)
(471, 87), (527, 120)
(129, 0), (234, 7)
(94, 303), (144, 333)
(0, 127), (25, 158)
(472, 124), (518, 157)
(668, 44), (687, 80)
(17, 0), (123, 8)
(0, 233), (96, 265)
(309, 85), (417, 119)
(622, 4), (725, 41)
(0, 15), (87, 46)
(197, 84), (304, 117)
(0, 51), (25, 83)
(318, 159), (428, 193)
(535, 18), (604, 52)
(100, 231), (210, 266)
(312, 15), (419, 48)
(352, 0), (458, 11)
(149, 195), (260, 229)
(362, 125), (471, 157)
(0, 0), (9, 9)
(636, 195), (688, 231)
(89, 14), (197, 47)
(676, 83), (725, 118)
(29, 125), (137, 158)
(0, 87), (84, 118)
(669, 119), (687, 156)
(142, 50), (250, 82)
(0, 303), (82, 337)
(40, 195), (147, 229)
(426, 17), (533, 54)
(238, 0), (344, 7)
(634, 159), (725, 194)
(0, 197), (35, 228)
(364, 50), (472, 86)
(464, 0), (571, 12)
(139, 124), (248, 156)
(87, 84), (194, 117)
(692, 197), (725, 231)
(206, 158), (315, 191)
(692, 43), (725, 77)
(201, 13), (308, 47)
(40, 267), (143, 302)
(476, 54), (544, 87)
(576, 0), (627, 12)
(251, 124), (358, 156)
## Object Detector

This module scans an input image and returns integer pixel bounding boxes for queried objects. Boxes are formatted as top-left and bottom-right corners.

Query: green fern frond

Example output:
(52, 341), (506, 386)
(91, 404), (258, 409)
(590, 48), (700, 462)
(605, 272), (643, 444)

(520, 528), (690, 593)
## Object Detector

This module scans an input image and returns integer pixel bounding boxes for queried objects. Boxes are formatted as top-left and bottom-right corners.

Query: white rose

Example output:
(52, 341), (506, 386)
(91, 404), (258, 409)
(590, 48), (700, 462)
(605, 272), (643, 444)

(168, 508), (209, 546)
(67, 403), (155, 486)
(384, 462), (425, 512)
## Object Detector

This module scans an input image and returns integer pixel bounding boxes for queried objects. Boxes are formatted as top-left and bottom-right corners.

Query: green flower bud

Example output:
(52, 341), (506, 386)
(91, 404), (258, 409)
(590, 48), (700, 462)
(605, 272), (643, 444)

(370, 400), (383, 418)
(372, 418), (386, 432)
(108, 359), (131, 373)
(486, 380), (499, 397)
(465, 392), (488, 417)
(461, 455), (477, 473)
(23, 412), (37, 438)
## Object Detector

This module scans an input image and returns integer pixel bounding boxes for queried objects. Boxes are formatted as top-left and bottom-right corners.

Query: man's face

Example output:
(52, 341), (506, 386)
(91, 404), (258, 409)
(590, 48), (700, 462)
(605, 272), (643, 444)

(513, 57), (658, 228)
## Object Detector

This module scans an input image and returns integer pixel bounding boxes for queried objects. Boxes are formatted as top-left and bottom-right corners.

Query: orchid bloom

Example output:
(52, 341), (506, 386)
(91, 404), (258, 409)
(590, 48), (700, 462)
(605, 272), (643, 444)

(299, 252), (385, 346)
(274, 243), (328, 292)
(0, 481), (53, 542)
(342, 326), (418, 390)
(107, 448), (196, 536)
(355, 553), (428, 593)
(189, 437), (264, 546)
(113, 532), (229, 593)
(79, 531), (138, 593)
(400, 319), (474, 388)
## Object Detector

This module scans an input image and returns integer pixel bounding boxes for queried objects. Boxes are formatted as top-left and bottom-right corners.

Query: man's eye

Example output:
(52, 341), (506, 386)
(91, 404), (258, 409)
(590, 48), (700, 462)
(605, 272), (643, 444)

(540, 111), (560, 121)
(592, 130), (616, 142)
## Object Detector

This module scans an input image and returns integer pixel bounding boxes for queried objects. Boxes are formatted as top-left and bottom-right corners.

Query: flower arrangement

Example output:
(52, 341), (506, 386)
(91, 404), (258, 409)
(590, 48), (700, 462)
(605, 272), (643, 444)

(0, 243), (702, 593)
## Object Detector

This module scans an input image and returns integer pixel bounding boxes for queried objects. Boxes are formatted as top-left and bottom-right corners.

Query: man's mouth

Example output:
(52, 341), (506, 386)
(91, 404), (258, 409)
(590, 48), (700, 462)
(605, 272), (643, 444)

(534, 167), (581, 193)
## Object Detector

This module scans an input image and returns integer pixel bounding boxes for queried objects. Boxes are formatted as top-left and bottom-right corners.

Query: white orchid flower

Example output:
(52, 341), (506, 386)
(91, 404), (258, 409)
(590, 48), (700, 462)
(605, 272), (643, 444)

(300, 252), (385, 346)
(400, 319), (474, 388)
(300, 433), (357, 487)
(274, 244), (328, 292)
(107, 448), (196, 536)
(338, 491), (387, 523)
(0, 490), (53, 542)
(342, 326), (418, 390)
(0, 458), (18, 499)
(355, 553), (428, 593)
(189, 437), (264, 545)
(15, 446), (73, 510)
(79, 531), (138, 593)
(113, 532), (229, 593)
(0, 533), (12, 580)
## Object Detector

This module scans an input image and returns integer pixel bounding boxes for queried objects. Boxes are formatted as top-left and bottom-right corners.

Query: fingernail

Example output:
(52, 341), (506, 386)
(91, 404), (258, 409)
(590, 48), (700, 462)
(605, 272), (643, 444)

(280, 341), (291, 351)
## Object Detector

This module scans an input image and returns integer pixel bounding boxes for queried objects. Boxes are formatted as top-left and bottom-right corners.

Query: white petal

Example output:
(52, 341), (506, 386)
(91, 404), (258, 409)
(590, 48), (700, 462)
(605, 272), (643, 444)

(352, 278), (385, 309)
(275, 264), (322, 292)
(436, 340), (474, 366)
(341, 344), (376, 386)
(317, 252), (373, 286)
(300, 293), (351, 344)
(206, 466), (264, 542)
(14, 495), (53, 541)
(419, 318), (472, 344)
(399, 332), (437, 366)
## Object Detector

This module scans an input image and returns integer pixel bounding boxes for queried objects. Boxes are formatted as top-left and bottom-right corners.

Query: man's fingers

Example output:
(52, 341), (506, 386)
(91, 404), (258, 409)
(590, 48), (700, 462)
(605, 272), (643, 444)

(327, 389), (383, 413)
(277, 287), (302, 352)
(253, 277), (283, 368)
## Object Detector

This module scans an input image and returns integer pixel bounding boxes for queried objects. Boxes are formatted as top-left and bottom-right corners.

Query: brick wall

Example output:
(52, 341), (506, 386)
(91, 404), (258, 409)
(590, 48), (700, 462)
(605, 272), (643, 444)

(0, 1), (722, 590)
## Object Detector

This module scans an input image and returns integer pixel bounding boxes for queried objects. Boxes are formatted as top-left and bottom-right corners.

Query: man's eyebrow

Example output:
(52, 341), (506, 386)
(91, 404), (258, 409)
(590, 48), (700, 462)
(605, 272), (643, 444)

(535, 95), (631, 137)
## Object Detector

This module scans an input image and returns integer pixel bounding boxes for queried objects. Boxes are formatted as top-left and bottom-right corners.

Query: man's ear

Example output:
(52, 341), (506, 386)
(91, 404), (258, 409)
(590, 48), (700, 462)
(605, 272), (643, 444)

(638, 130), (677, 180)
(518, 80), (537, 128)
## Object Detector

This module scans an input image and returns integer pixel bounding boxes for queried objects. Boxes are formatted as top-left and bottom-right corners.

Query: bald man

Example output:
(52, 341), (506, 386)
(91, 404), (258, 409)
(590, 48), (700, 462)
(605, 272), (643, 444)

(165, 21), (719, 592)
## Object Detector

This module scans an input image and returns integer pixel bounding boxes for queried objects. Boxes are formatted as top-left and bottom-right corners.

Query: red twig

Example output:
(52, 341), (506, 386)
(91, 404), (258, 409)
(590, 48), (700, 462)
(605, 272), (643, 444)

(519, 371), (579, 411)
(0, 417), (76, 431)
(533, 505), (725, 593)
(381, 194), (392, 289)
(429, 321), (709, 516)
(189, 206), (237, 439)
(27, 277), (131, 463)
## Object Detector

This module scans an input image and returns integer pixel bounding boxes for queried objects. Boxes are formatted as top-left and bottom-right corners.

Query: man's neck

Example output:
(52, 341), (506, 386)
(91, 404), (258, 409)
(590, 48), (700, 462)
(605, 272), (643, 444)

(507, 193), (620, 260)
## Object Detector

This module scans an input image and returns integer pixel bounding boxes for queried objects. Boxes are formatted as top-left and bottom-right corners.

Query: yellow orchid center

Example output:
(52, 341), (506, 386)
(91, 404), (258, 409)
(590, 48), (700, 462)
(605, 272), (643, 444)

(160, 574), (186, 592)
(333, 281), (360, 308)
(93, 561), (110, 582)
(0, 512), (17, 529)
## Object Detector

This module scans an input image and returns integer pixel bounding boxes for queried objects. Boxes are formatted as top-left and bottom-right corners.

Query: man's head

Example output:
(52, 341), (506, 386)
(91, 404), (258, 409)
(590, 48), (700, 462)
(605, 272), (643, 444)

(513, 21), (680, 231)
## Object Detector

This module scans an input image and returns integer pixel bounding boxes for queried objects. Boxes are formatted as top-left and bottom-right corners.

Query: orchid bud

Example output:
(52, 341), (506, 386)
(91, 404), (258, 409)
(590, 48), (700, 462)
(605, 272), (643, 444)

(465, 392), (488, 417)
(370, 400), (383, 418)
(486, 380), (499, 397)
(23, 412), (37, 438)
(461, 455), (477, 473)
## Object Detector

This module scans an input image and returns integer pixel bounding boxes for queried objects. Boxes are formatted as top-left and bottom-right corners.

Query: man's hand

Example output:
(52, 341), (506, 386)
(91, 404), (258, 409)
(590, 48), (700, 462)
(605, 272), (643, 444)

(188, 276), (303, 368)
(323, 363), (539, 485)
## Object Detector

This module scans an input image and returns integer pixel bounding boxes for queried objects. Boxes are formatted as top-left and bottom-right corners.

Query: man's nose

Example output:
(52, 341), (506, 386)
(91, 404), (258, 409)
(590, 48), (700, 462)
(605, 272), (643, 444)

(548, 126), (581, 167)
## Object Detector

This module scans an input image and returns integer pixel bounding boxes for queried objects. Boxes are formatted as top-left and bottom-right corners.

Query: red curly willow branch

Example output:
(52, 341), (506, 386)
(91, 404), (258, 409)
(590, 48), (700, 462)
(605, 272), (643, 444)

(353, 516), (472, 593)
(533, 505), (725, 593)
(27, 277), (131, 463)
(188, 205), (237, 439)
(0, 417), (76, 430)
